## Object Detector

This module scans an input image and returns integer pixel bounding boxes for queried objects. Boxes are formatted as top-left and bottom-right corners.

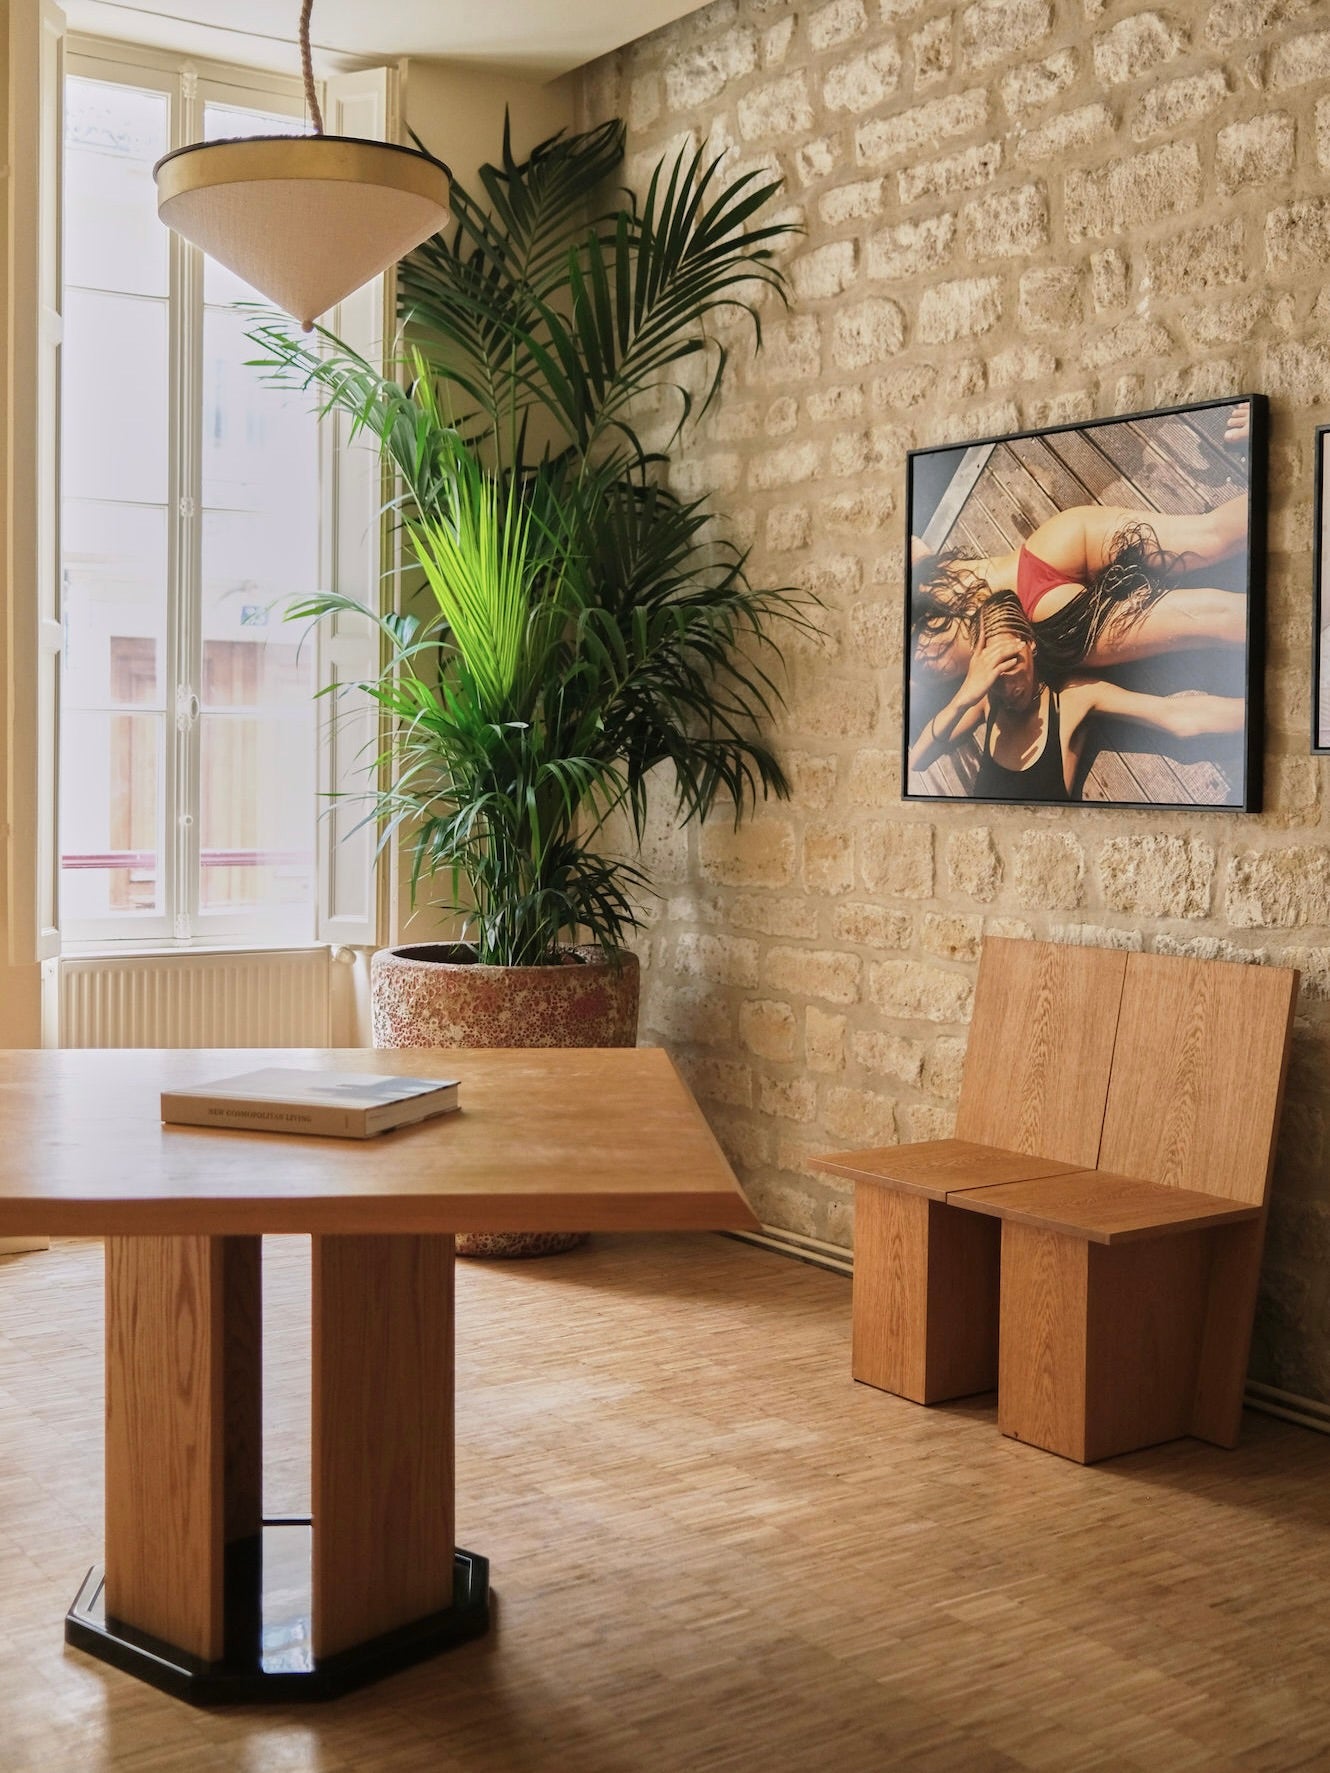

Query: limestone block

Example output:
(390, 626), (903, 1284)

(1093, 12), (1188, 85)
(1319, 95), (1330, 172)
(740, 996), (799, 1061)
(803, 822), (856, 894)
(1133, 67), (1230, 138)
(1261, 341), (1330, 405)
(795, 134), (845, 184)
(1218, 112), (1295, 190)
(737, 71), (815, 140)
(806, 1005), (848, 1072)
(1266, 199), (1330, 273)
(759, 1074), (819, 1122)
(922, 911), (983, 963)
(821, 1084), (897, 1144)
(765, 945), (864, 1003)
(946, 826), (1003, 901)
(673, 931), (761, 988)
(819, 178), (886, 225)
(664, 28), (758, 109)
(1066, 142), (1201, 241)
(962, 183), (1049, 258)
(899, 142), (1003, 204)
(808, 0), (868, 51)
(1143, 218), (1246, 294)
(960, 0), (1053, 72)
(1099, 834), (1215, 919)
(1226, 848), (1330, 928)
(855, 89), (989, 166)
(1017, 103), (1115, 164)
(832, 901), (914, 947)
(792, 239), (861, 302)
(912, 17), (953, 86)
(726, 893), (822, 939)
(852, 1028), (925, 1085)
(918, 276), (1003, 343)
(807, 385), (867, 422)
(1000, 48), (1078, 114)
(901, 1103), (958, 1141)
(866, 213), (957, 281)
(765, 504), (812, 551)
(831, 297), (906, 366)
(823, 43), (904, 112)
(859, 820), (935, 896)
(1018, 265), (1083, 332)
(763, 16), (797, 64)
(1013, 830), (1085, 910)
(1080, 318), (1174, 371)
(700, 818), (797, 887)
(1090, 248), (1130, 313)
(870, 957), (974, 1023)
(922, 1036), (967, 1100)
(785, 752), (840, 810)
(1268, 26), (1330, 88)
(749, 439), (825, 488)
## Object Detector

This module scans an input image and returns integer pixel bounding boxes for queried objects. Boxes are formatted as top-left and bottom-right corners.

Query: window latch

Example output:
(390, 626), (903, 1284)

(175, 686), (201, 733)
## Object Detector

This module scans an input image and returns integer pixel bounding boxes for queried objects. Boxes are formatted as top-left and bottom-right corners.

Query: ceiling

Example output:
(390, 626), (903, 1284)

(65, 0), (704, 79)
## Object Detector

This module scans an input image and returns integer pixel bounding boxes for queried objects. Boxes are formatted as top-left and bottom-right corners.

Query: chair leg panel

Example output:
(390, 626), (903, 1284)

(923, 1205), (1001, 1402)
(852, 1185), (930, 1402)
(997, 1224), (1089, 1462)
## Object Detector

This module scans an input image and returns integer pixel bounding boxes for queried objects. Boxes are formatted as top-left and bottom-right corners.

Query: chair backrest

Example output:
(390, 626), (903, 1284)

(1097, 950), (1298, 1207)
(955, 938), (1128, 1168)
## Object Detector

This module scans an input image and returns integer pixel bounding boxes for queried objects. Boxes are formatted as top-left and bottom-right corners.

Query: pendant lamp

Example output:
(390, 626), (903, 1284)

(153, 0), (451, 330)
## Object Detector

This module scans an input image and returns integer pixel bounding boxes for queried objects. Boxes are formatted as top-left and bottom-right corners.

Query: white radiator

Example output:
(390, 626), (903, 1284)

(58, 948), (334, 1049)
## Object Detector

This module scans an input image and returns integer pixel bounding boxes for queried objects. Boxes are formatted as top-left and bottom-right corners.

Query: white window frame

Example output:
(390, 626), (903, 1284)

(59, 35), (387, 953)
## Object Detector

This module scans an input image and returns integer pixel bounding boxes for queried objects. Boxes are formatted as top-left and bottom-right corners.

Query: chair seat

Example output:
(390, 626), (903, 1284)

(949, 1168), (1263, 1245)
(814, 1138), (1078, 1201)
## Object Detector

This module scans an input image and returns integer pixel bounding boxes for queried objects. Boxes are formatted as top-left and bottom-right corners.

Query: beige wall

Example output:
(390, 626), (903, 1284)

(581, 0), (1330, 1400)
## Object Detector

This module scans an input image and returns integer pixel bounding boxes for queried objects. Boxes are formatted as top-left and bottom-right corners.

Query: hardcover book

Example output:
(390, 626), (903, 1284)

(161, 1068), (461, 1139)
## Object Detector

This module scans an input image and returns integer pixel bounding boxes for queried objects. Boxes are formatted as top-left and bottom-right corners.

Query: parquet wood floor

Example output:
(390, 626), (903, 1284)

(3, 1234), (1330, 1772)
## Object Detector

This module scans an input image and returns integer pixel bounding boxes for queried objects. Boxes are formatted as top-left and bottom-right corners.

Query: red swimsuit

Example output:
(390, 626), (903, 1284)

(1015, 545), (1075, 618)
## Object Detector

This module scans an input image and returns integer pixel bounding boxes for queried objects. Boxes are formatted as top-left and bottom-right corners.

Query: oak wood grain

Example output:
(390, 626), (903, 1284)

(949, 1169), (1262, 1244)
(996, 1224), (1089, 1462)
(1099, 950), (1298, 1205)
(955, 938), (1128, 1168)
(311, 1234), (455, 1658)
(817, 1139), (1076, 1200)
(0, 1047), (755, 1237)
(104, 1236), (226, 1660)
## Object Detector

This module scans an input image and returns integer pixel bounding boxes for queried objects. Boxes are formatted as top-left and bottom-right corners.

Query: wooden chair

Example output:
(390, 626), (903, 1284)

(815, 939), (1127, 1404)
(948, 951), (1297, 1462)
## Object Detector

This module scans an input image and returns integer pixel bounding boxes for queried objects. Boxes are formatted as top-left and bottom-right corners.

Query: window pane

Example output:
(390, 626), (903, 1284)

(61, 500), (168, 712)
(59, 708), (163, 919)
(64, 77), (168, 298)
(62, 288), (169, 505)
(202, 308), (321, 527)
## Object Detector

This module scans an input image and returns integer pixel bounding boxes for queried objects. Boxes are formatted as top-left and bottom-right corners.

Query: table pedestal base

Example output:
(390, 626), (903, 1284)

(65, 1523), (489, 1704)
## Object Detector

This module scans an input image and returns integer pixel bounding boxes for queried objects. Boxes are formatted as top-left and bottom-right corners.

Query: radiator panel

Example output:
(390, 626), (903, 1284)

(59, 950), (332, 1049)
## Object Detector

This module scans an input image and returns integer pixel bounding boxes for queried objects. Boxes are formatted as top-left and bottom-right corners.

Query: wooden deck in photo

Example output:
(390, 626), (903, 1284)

(910, 405), (1249, 806)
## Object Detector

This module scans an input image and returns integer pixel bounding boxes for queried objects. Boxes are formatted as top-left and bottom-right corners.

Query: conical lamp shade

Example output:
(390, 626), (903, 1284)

(155, 135), (451, 329)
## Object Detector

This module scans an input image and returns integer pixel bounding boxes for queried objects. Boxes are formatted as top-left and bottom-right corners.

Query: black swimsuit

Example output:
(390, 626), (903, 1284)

(973, 690), (1070, 803)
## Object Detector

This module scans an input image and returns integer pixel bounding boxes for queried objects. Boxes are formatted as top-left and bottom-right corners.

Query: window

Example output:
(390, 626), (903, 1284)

(60, 50), (324, 945)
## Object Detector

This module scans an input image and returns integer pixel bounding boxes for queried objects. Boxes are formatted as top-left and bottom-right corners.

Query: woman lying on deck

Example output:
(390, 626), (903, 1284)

(907, 592), (1244, 804)
(910, 488), (1250, 691)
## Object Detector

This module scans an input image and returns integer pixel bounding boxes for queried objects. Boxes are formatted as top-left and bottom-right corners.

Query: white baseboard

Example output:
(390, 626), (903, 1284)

(727, 1224), (1330, 1438)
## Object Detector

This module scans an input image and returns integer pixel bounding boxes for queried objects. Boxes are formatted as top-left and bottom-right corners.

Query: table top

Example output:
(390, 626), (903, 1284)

(0, 1047), (757, 1237)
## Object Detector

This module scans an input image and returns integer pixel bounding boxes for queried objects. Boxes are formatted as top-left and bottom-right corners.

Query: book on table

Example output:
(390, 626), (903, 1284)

(161, 1068), (461, 1139)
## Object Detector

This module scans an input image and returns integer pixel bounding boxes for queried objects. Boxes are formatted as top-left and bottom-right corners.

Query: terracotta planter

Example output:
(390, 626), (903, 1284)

(370, 942), (640, 1258)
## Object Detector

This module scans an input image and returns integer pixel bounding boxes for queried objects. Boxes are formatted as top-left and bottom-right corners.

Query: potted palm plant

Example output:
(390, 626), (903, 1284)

(249, 119), (808, 1254)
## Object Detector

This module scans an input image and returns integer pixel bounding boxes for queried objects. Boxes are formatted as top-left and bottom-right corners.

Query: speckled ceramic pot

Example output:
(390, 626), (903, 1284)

(370, 942), (640, 1259)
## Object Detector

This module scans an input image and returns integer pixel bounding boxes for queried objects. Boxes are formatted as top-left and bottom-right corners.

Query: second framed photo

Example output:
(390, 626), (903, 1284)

(904, 395), (1266, 811)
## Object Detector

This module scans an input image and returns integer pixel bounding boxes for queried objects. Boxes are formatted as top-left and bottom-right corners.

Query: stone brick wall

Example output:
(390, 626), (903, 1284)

(579, 0), (1330, 1400)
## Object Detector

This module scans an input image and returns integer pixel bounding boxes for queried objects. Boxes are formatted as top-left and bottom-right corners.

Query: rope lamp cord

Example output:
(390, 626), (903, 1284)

(299, 0), (324, 136)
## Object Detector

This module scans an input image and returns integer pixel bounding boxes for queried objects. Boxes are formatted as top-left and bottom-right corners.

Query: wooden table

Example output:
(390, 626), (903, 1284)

(0, 1047), (755, 1703)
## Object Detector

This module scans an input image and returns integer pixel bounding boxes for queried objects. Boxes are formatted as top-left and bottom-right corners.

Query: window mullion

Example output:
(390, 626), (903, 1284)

(170, 65), (204, 942)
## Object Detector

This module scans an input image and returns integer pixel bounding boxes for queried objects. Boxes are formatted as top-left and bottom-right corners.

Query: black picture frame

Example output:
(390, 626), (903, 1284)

(903, 394), (1267, 813)
(1312, 424), (1330, 754)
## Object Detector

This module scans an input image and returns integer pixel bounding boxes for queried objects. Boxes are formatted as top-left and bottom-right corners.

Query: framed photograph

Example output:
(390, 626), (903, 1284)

(903, 395), (1266, 811)
(1313, 424), (1330, 753)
